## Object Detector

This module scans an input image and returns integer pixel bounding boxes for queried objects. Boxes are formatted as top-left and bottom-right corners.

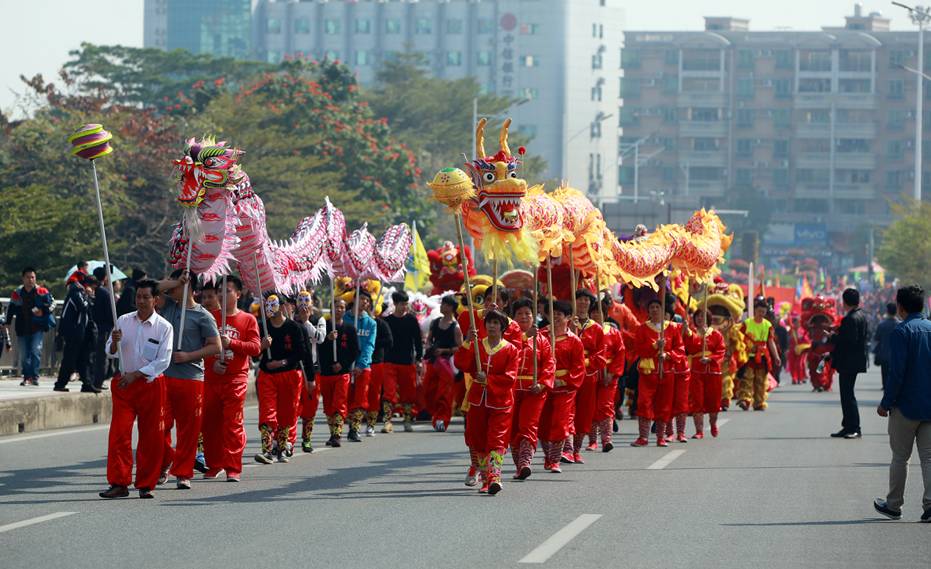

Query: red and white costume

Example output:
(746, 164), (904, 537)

(537, 332), (585, 471)
(589, 322), (625, 449)
(568, 319), (606, 459)
(633, 320), (685, 446)
(684, 326), (726, 438)
(509, 330), (555, 474)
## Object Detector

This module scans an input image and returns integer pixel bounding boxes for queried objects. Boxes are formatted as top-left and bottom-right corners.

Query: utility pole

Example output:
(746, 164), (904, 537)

(894, 2), (931, 202)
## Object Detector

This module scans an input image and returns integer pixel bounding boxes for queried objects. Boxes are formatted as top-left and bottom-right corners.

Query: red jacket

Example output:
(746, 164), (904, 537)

(551, 332), (586, 393)
(577, 318), (606, 376)
(602, 323), (627, 377)
(634, 321), (685, 377)
(454, 337), (519, 410)
(206, 309), (262, 380)
(457, 308), (523, 344)
(684, 327), (726, 375)
(513, 330), (556, 391)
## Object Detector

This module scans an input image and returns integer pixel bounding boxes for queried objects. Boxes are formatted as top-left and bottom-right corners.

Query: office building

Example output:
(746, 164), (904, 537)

(144, 0), (252, 59)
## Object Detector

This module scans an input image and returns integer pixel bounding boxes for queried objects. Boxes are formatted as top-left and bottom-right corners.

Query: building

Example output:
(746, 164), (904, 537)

(251, 0), (622, 203)
(619, 5), (930, 269)
(144, 0), (252, 59)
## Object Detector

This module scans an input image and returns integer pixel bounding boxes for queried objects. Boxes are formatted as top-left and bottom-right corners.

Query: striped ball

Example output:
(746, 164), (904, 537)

(68, 124), (113, 161)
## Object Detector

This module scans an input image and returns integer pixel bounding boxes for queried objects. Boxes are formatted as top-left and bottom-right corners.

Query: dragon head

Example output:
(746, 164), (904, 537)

(801, 295), (837, 330)
(464, 118), (528, 231)
(173, 137), (245, 208)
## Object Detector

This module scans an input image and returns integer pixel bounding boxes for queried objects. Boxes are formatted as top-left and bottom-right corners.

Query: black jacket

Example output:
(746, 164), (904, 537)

(58, 283), (90, 340)
(318, 319), (359, 376)
(830, 307), (869, 374)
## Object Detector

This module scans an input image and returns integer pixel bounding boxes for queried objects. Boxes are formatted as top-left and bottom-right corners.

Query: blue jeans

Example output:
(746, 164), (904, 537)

(17, 332), (43, 379)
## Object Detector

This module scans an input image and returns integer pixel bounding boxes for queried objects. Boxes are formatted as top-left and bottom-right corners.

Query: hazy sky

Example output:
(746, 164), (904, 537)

(0, 0), (919, 111)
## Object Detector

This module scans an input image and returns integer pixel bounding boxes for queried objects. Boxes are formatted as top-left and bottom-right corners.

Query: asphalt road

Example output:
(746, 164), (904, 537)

(1, 368), (928, 569)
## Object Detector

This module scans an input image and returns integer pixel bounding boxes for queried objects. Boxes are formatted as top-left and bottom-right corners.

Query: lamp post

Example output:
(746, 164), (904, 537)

(893, 2), (931, 202)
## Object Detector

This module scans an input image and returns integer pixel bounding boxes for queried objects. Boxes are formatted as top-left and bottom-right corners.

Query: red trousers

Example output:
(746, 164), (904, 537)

(510, 388), (547, 449)
(257, 369), (302, 434)
(423, 358), (455, 427)
(593, 379), (618, 422)
(465, 403), (512, 454)
(573, 374), (598, 438)
(348, 369), (371, 412)
(291, 378), (319, 445)
(672, 370), (691, 415)
(162, 377), (205, 480)
(366, 363), (387, 411)
(319, 373), (350, 418)
(689, 371), (723, 415)
(637, 372), (675, 422)
(107, 374), (166, 489)
(384, 363), (417, 404)
(202, 377), (248, 477)
(539, 390), (575, 442)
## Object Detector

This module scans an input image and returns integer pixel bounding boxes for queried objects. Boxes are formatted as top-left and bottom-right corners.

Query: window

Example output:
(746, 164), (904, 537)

(799, 78), (831, 93)
(691, 107), (719, 121)
(694, 138), (719, 151)
(663, 76), (678, 95)
(619, 108), (640, 126)
(592, 52), (603, 70)
(774, 79), (792, 98)
(839, 50), (872, 72)
(354, 19), (371, 34)
(682, 49), (720, 71)
(662, 168), (677, 183)
(889, 110), (910, 129)
(267, 18), (281, 34)
(836, 109), (872, 123)
(887, 140), (906, 159)
(800, 139), (830, 153)
(775, 49), (793, 69)
(619, 166), (635, 185)
(476, 51), (492, 66)
(774, 140), (789, 159)
(294, 18), (310, 34)
(324, 50), (339, 61)
(773, 169), (789, 189)
(794, 198), (829, 213)
(521, 55), (538, 67)
(324, 19), (340, 35)
(737, 77), (754, 98)
(662, 107), (677, 123)
(803, 109), (830, 123)
(446, 51), (462, 66)
(682, 77), (719, 93)
(355, 50), (371, 66)
(886, 170), (904, 190)
(890, 50), (911, 66)
(447, 19), (464, 34)
(738, 49), (754, 69)
(736, 169), (753, 186)
(521, 87), (540, 101)
(385, 19), (402, 34)
(521, 23), (541, 35)
(415, 18), (432, 34)
(621, 49), (641, 69)
(836, 138), (870, 153)
(836, 200), (866, 214)
(736, 139), (753, 157)
(690, 167), (724, 181)
(590, 118), (603, 138)
(799, 50), (831, 72)
(665, 49), (679, 66)
(797, 169), (830, 185)
(839, 79), (871, 93)
(591, 83), (603, 101)
(619, 77), (639, 99)
(888, 80), (905, 99)
(837, 169), (871, 184)
(772, 109), (791, 128)
(477, 19), (494, 34)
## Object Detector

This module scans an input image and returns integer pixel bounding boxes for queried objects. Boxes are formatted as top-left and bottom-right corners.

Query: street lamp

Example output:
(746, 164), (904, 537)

(893, 2), (931, 202)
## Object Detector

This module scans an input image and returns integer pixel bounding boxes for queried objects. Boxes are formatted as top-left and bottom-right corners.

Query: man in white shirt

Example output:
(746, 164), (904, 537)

(100, 280), (173, 499)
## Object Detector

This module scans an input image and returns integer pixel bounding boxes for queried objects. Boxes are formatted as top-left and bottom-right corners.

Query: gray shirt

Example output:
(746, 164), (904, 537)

(160, 296), (219, 380)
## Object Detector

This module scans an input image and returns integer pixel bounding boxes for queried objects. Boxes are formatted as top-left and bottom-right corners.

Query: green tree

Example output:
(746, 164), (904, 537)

(878, 201), (931, 288)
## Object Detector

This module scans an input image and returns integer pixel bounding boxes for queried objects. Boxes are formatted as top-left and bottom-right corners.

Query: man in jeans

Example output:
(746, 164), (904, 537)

(829, 288), (870, 439)
(4, 267), (54, 386)
(873, 285), (931, 523)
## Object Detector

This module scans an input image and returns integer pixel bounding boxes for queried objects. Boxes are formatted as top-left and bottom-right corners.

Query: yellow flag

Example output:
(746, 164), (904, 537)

(404, 221), (430, 291)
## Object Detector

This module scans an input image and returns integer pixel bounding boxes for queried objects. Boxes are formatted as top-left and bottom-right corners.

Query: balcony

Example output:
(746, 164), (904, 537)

(678, 151), (727, 167)
(835, 153), (876, 169)
(833, 184), (876, 199)
(685, 181), (726, 197)
(793, 93), (877, 109)
(794, 183), (829, 198)
(835, 122), (877, 138)
(677, 92), (726, 107)
(795, 153), (830, 168)
(679, 121), (727, 138)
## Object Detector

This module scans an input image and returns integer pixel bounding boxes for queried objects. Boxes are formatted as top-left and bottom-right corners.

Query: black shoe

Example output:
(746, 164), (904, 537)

(844, 431), (862, 439)
(53, 386), (69, 392)
(830, 430), (849, 438)
(347, 429), (362, 442)
(873, 498), (901, 520)
(612, 420), (619, 433)
(326, 435), (341, 448)
(99, 485), (129, 499)
(138, 488), (155, 499)
(516, 466), (532, 480)
(603, 442), (614, 453)
(921, 508), (931, 523)
(193, 456), (208, 473)
(80, 386), (102, 393)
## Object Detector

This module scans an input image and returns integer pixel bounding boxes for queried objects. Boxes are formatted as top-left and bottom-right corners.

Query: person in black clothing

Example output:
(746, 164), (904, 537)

(829, 288), (870, 439)
(367, 304), (394, 435)
(92, 267), (115, 389)
(873, 302), (899, 392)
(54, 276), (99, 393)
(423, 295), (463, 432)
(254, 294), (306, 464)
(383, 291), (425, 432)
(116, 268), (146, 317)
(317, 298), (359, 447)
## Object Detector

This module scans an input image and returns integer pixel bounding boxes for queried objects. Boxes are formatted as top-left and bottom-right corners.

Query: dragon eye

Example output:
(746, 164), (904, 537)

(508, 171), (518, 179)
(483, 172), (496, 183)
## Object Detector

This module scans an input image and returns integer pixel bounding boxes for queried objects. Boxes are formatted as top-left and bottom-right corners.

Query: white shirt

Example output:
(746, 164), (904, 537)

(107, 310), (174, 381)
(303, 317), (327, 364)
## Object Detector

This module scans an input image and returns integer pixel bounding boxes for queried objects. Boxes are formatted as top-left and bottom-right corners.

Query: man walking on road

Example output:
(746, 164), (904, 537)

(92, 267), (115, 390)
(873, 303), (899, 391)
(873, 285), (931, 522)
(829, 288), (869, 439)
(4, 267), (54, 386)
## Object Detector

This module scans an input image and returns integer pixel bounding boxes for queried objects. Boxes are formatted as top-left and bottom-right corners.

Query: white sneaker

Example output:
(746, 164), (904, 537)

(176, 478), (191, 490)
(434, 420), (446, 432)
(365, 425), (376, 437)
(464, 468), (478, 487)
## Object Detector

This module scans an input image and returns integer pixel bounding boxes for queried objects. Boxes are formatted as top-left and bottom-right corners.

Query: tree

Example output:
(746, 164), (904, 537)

(877, 201), (931, 288)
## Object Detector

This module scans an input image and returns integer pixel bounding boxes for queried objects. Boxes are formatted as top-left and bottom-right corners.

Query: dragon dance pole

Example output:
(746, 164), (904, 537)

(253, 252), (271, 359)
(492, 256), (498, 306)
(568, 246), (577, 320)
(532, 262), (539, 387)
(91, 161), (122, 372)
(454, 214), (483, 371)
(701, 281), (709, 357)
(329, 273), (338, 361)
(220, 274), (228, 363)
(176, 228), (194, 350)
(546, 259), (556, 349)
(657, 270), (668, 380)
(353, 278), (362, 329)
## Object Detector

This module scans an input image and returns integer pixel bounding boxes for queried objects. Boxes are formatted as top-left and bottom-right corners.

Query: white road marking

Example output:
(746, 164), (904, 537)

(0, 512), (76, 534)
(717, 418), (730, 427)
(519, 514), (602, 564)
(647, 450), (686, 470)
(0, 425), (108, 445)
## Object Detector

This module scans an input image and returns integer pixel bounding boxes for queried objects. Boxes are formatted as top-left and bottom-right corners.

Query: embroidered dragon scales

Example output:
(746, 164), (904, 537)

(432, 119), (732, 288)
(167, 137), (412, 293)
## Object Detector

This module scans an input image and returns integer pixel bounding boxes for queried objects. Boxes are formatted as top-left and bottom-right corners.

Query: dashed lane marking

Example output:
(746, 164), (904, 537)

(519, 514), (603, 564)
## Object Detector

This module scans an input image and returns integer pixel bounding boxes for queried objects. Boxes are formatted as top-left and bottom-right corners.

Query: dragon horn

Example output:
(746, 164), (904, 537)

(476, 118), (487, 159)
(499, 118), (512, 156)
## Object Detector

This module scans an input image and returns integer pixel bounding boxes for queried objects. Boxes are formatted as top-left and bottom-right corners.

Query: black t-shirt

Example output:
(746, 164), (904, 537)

(384, 313), (424, 365)
(372, 317), (393, 364)
(318, 319), (359, 376)
(259, 318), (305, 374)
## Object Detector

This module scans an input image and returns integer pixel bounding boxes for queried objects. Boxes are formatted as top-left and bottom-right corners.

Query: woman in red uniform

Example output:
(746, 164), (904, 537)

(632, 298), (685, 447)
(537, 301), (586, 473)
(588, 300), (625, 452)
(684, 309), (727, 438)
(508, 299), (555, 480)
(565, 290), (605, 464)
(454, 309), (519, 495)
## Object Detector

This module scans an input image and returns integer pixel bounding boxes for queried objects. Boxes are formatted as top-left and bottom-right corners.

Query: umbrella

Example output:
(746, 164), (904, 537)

(65, 261), (128, 283)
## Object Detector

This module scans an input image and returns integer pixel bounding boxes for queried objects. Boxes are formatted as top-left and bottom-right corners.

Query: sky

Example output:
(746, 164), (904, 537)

(0, 0), (919, 112)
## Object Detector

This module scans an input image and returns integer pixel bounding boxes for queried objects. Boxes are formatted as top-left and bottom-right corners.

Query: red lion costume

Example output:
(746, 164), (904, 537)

(800, 296), (838, 392)
(428, 240), (476, 295)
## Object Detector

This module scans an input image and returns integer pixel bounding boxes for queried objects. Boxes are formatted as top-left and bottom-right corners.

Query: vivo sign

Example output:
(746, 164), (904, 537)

(794, 224), (828, 246)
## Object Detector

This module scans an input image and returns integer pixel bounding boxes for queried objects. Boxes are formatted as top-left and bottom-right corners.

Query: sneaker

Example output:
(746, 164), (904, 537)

(285, 442), (294, 457)
(464, 468), (479, 487)
(138, 488), (155, 499)
(737, 400), (750, 411)
(176, 478), (191, 490)
(434, 420), (446, 432)
(873, 498), (902, 520)
(515, 466), (532, 480)
(630, 437), (649, 447)
(157, 469), (169, 485)
(692, 432), (704, 440)
(844, 431), (862, 439)
(549, 463), (562, 474)
(328, 436), (342, 448)
(226, 474), (240, 483)
(479, 482), (490, 494)
(99, 485), (129, 499)
(301, 440), (314, 453)
(585, 442), (598, 452)
(203, 468), (223, 480)
(676, 433), (688, 443)
(560, 452), (576, 464)
(194, 453), (208, 474)
(657, 437), (669, 447)
(710, 425), (719, 438)
(53, 387), (70, 392)
(488, 481), (502, 495)
(403, 422), (414, 433)
(276, 450), (290, 463)
(830, 429), (849, 438)
(921, 508), (931, 523)
(365, 425), (376, 437)
(602, 442), (614, 453)
(254, 451), (274, 465)
(348, 429), (362, 442)
(543, 462), (554, 471)
(572, 452), (585, 464)
(19, 378), (28, 386)
(381, 422), (394, 434)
